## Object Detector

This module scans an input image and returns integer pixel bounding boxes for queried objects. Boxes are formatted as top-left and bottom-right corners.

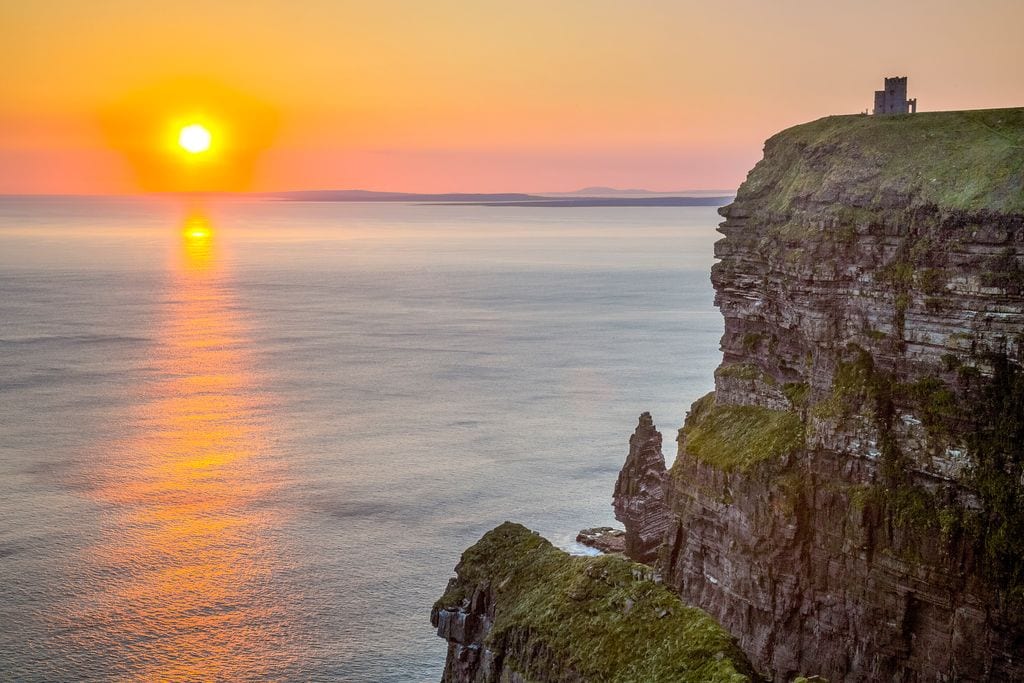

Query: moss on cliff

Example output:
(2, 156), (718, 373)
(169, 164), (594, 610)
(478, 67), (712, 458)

(436, 522), (757, 682)
(813, 342), (1024, 609)
(677, 392), (804, 473)
(716, 362), (775, 383)
(961, 355), (1024, 610)
(742, 108), (1024, 213)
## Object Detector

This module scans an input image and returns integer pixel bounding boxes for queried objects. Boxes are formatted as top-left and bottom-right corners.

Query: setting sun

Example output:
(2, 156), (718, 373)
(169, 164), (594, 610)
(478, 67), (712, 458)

(178, 124), (212, 154)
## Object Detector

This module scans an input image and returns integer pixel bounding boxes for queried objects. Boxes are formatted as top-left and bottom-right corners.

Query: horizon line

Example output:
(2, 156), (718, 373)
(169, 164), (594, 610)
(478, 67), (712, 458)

(0, 187), (739, 199)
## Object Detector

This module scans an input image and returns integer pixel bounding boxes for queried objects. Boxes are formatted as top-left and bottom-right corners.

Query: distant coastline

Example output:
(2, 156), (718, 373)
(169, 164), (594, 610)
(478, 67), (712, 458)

(429, 196), (732, 207)
(0, 189), (735, 208)
(262, 189), (733, 207)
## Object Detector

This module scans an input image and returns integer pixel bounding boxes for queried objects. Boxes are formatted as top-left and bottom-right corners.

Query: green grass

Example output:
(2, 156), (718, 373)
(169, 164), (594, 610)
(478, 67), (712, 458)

(716, 362), (775, 384)
(436, 522), (757, 682)
(677, 393), (805, 473)
(782, 382), (810, 408)
(740, 108), (1024, 214)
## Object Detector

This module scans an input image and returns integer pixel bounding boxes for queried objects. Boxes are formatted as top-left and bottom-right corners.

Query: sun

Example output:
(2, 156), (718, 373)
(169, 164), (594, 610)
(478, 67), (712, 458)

(178, 123), (212, 154)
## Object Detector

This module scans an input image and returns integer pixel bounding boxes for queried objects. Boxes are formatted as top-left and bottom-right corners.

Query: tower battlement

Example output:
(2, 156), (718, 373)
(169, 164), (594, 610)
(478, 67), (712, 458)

(873, 76), (917, 115)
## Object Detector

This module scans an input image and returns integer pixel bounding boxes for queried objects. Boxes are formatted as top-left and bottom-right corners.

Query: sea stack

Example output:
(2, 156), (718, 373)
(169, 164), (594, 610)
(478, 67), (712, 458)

(612, 412), (670, 565)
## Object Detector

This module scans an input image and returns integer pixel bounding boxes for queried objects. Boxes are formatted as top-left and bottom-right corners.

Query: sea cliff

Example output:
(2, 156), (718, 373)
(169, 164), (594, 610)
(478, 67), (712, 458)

(434, 108), (1024, 681)
(618, 108), (1024, 681)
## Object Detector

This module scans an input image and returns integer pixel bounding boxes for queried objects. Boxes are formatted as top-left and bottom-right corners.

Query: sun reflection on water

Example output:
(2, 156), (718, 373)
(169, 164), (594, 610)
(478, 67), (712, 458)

(182, 215), (214, 268)
(65, 212), (302, 679)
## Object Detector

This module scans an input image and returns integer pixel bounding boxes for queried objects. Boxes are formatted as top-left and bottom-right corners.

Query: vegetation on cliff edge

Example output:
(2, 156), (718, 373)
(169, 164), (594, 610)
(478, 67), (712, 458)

(676, 392), (805, 473)
(436, 522), (757, 682)
(740, 108), (1024, 213)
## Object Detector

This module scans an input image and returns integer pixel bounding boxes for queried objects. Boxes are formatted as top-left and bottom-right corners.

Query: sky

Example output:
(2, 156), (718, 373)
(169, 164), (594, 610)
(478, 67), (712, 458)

(1, 0), (1022, 194)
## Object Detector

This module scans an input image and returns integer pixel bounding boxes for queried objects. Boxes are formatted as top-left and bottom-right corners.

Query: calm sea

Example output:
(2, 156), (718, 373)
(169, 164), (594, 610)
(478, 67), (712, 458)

(0, 197), (723, 681)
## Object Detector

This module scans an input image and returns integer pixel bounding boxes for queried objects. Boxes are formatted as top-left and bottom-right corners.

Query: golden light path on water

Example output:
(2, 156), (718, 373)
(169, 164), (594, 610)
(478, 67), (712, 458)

(65, 213), (303, 679)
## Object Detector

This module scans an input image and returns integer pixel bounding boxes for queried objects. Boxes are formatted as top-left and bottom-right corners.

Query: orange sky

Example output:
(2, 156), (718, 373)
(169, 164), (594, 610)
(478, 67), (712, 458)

(2, 0), (1022, 194)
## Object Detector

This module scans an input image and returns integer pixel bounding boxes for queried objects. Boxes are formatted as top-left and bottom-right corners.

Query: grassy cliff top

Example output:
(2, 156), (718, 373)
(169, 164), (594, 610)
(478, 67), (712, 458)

(437, 522), (756, 682)
(675, 392), (804, 474)
(736, 108), (1024, 214)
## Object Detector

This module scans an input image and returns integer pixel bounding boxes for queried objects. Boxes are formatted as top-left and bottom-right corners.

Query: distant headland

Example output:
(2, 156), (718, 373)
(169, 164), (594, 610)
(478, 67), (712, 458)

(257, 188), (734, 207)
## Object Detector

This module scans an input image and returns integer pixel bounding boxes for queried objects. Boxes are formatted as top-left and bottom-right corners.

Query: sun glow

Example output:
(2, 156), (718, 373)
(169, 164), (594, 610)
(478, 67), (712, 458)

(96, 78), (277, 191)
(178, 124), (212, 154)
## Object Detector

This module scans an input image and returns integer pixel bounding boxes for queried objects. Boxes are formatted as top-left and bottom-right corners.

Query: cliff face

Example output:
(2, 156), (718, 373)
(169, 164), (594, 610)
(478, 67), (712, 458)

(617, 108), (1024, 681)
(431, 522), (757, 683)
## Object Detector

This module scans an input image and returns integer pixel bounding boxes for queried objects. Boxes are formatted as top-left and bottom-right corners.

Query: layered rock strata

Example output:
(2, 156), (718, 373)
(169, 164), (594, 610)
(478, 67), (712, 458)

(612, 412), (670, 564)
(616, 108), (1024, 681)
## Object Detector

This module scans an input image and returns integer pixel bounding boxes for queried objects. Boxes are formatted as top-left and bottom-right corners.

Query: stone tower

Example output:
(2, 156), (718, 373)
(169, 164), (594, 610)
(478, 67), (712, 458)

(873, 76), (917, 115)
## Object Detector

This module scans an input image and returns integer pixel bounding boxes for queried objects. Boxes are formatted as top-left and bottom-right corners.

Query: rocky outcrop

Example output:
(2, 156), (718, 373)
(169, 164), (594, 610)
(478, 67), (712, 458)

(612, 412), (670, 564)
(432, 522), (758, 682)
(575, 527), (626, 554)
(616, 108), (1024, 682)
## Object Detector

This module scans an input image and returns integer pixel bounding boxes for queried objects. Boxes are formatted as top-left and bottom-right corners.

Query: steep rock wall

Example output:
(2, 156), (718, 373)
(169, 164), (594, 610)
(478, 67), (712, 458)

(617, 109), (1024, 682)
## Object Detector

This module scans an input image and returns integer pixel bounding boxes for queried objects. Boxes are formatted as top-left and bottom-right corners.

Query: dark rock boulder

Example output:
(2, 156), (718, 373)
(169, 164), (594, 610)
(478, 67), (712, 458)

(575, 526), (626, 554)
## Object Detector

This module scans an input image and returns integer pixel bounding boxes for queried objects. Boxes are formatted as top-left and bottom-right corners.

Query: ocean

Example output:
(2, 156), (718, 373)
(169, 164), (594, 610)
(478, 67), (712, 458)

(0, 197), (724, 681)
